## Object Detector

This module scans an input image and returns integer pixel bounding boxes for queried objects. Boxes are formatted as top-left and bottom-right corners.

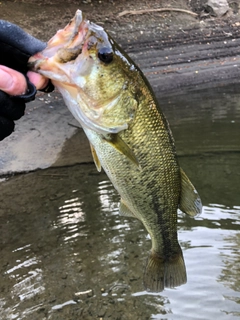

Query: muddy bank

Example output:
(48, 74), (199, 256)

(0, 0), (240, 174)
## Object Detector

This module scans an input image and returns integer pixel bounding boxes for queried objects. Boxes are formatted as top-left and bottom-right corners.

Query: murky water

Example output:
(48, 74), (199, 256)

(0, 84), (240, 319)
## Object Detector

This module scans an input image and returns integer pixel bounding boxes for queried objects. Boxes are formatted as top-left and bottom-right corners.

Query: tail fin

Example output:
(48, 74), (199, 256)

(143, 250), (187, 292)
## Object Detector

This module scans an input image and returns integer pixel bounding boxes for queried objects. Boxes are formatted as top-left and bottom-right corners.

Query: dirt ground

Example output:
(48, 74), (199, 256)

(0, 0), (240, 174)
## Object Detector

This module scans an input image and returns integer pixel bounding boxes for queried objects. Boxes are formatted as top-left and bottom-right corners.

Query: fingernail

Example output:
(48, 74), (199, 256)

(0, 67), (27, 95)
(0, 69), (13, 91)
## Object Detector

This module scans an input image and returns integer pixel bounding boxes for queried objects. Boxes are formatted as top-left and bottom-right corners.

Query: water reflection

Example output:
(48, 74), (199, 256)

(0, 165), (240, 319)
(0, 83), (240, 318)
(160, 84), (240, 157)
(2, 244), (44, 319)
(219, 207), (240, 295)
(97, 180), (120, 214)
(55, 196), (86, 242)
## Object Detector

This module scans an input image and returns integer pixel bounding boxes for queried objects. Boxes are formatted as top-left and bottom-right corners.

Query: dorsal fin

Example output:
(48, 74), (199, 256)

(179, 168), (202, 216)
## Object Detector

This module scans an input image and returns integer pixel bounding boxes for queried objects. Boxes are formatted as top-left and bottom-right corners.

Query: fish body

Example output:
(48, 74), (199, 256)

(29, 10), (202, 292)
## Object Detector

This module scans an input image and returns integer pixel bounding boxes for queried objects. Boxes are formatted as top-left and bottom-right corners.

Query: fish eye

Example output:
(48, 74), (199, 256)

(98, 47), (113, 64)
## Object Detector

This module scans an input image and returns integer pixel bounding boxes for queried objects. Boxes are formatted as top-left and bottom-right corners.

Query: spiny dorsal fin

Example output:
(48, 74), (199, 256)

(90, 143), (101, 172)
(179, 168), (202, 217)
(119, 199), (136, 218)
(103, 134), (140, 168)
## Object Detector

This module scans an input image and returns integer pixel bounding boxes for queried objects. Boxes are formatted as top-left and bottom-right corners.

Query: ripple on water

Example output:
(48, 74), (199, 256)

(1, 82), (240, 319)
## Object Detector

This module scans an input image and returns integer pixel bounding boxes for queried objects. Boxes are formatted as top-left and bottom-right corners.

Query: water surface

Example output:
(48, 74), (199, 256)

(0, 84), (240, 319)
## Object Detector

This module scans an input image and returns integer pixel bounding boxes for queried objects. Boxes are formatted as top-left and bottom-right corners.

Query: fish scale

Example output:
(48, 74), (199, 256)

(84, 92), (183, 290)
(29, 9), (202, 292)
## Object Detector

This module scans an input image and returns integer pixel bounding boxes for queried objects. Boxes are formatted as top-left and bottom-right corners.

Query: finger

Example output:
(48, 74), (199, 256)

(0, 65), (27, 95)
(27, 71), (49, 90)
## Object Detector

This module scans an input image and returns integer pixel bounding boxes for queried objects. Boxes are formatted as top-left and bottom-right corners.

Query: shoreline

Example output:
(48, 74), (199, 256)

(0, 0), (240, 175)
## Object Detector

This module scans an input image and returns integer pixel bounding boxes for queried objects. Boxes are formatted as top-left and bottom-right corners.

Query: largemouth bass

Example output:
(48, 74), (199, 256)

(29, 10), (202, 292)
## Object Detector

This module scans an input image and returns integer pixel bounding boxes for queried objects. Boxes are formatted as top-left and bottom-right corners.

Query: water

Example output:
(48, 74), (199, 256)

(0, 84), (240, 319)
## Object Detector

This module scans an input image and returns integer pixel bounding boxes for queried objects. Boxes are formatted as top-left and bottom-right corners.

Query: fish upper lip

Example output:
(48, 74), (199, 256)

(28, 52), (45, 70)
(72, 9), (84, 35)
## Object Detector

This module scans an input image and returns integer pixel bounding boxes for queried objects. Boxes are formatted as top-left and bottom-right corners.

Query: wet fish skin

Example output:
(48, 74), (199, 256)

(83, 91), (185, 292)
(29, 10), (202, 292)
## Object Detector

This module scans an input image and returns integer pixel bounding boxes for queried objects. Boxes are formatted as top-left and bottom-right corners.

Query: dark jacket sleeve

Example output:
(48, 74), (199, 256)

(0, 20), (46, 72)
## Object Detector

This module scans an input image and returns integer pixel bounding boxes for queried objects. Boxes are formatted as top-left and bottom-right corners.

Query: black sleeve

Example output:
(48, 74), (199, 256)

(0, 20), (46, 73)
(0, 20), (46, 141)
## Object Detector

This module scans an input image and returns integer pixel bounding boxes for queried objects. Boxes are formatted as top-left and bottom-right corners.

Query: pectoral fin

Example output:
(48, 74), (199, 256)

(104, 134), (140, 168)
(179, 168), (202, 216)
(90, 143), (101, 172)
(119, 199), (136, 218)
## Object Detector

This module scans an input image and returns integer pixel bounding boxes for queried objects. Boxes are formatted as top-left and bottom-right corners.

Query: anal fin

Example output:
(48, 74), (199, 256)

(119, 199), (136, 218)
(90, 143), (101, 172)
(179, 168), (202, 217)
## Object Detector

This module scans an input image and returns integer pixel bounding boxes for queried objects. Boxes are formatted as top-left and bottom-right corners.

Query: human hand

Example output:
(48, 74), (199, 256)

(0, 20), (53, 141)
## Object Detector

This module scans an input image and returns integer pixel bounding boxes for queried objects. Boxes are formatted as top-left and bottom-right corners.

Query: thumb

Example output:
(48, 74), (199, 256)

(0, 65), (27, 95)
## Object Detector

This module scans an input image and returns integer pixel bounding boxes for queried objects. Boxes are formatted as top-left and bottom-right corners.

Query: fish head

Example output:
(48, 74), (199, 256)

(29, 10), (139, 134)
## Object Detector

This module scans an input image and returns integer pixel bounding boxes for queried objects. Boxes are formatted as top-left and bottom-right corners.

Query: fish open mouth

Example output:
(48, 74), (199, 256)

(28, 10), (88, 70)
(28, 10), (132, 135)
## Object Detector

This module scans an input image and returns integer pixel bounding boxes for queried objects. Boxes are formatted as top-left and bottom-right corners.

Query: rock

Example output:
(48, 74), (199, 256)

(74, 289), (94, 299)
(206, 0), (230, 17)
(98, 307), (107, 317)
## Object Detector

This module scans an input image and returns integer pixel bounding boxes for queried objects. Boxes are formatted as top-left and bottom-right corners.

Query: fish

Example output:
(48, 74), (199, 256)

(29, 10), (202, 292)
